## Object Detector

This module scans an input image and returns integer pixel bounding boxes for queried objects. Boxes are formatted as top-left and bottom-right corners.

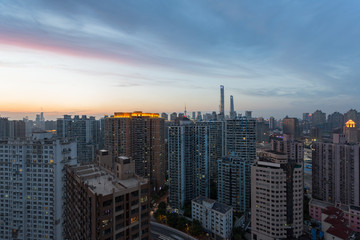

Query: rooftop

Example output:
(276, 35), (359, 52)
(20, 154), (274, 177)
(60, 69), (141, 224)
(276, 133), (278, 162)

(71, 164), (147, 196)
(192, 196), (232, 214)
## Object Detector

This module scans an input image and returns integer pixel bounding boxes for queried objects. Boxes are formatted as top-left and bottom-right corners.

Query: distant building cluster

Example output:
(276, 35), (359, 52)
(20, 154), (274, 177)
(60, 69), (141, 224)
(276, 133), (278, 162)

(2, 85), (360, 239)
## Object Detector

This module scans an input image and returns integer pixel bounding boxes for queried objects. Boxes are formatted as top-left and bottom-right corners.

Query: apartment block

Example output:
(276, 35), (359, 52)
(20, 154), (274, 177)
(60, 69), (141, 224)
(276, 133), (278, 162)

(104, 112), (166, 191)
(217, 154), (251, 212)
(251, 150), (303, 239)
(64, 156), (150, 240)
(168, 117), (210, 210)
(57, 115), (100, 163)
(312, 134), (360, 206)
(0, 131), (77, 239)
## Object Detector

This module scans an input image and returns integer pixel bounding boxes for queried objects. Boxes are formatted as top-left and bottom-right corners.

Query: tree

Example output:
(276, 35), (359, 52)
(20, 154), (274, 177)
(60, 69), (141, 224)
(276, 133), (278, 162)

(167, 213), (178, 228)
(176, 217), (188, 231)
(232, 227), (245, 240)
(158, 201), (167, 211)
(183, 203), (192, 218)
(189, 220), (203, 236)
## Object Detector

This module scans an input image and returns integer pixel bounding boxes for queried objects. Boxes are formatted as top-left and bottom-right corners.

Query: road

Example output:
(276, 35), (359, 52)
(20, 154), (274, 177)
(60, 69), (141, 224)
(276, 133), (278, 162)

(150, 221), (196, 240)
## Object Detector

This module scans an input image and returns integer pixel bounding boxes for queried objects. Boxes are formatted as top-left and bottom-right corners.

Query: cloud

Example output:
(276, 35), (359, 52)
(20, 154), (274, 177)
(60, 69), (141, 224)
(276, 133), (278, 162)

(1, 0), (360, 116)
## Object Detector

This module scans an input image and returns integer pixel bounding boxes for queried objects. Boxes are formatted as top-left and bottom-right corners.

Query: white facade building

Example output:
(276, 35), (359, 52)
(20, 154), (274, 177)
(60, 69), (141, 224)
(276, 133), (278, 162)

(192, 196), (233, 240)
(0, 132), (77, 240)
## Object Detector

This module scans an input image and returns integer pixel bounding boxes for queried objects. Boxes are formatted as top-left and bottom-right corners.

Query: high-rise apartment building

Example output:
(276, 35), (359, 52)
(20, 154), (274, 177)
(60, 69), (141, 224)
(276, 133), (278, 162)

(312, 133), (360, 206)
(312, 110), (326, 127)
(64, 156), (150, 240)
(327, 111), (344, 132)
(104, 112), (166, 191)
(0, 131), (77, 239)
(269, 116), (275, 130)
(161, 112), (168, 120)
(168, 117), (210, 210)
(217, 154), (251, 212)
(282, 117), (300, 138)
(198, 121), (225, 182)
(57, 115), (100, 163)
(224, 117), (256, 159)
(251, 150), (303, 239)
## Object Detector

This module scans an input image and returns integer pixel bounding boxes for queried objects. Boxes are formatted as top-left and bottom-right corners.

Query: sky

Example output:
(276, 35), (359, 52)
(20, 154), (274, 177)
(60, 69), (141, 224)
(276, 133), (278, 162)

(0, 0), (360, 120)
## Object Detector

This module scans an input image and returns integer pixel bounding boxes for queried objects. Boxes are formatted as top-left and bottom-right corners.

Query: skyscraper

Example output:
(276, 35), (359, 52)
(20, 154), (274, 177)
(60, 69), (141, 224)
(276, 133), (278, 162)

(219, 85), (225, 120)
(104, 112), (166, 191)
(251, 150), (303, 239)
(168, 117), (210, 210)
(0, 131), (77, 239)
(230, 95), (235, 119)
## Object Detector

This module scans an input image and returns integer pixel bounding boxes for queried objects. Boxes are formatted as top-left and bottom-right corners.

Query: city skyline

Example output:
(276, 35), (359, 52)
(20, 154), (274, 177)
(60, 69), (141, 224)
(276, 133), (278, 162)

(1, 1), (360, 119)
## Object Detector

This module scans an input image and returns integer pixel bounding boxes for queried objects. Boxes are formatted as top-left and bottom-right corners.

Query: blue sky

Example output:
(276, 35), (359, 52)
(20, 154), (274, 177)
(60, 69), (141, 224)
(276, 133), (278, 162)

(0, 0), (359, 119)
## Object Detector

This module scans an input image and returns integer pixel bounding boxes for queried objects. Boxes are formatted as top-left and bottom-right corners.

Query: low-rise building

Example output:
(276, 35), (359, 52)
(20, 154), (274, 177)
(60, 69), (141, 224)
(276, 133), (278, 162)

(192, 196), (233, 240)
(310, 198), (360, 233)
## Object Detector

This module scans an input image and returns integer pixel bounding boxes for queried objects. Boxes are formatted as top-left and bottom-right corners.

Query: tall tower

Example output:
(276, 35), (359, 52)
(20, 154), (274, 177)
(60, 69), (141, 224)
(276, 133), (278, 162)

(219, 85), (224, 120)
(230, 95), (235, 119)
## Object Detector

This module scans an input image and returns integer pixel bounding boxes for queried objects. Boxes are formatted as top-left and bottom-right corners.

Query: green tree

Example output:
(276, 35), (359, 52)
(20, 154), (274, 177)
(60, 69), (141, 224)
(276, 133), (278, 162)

(158, 201), (167, 210)
(232, 227), (245, 240)
(167, 213), (178, 228)
(189, 220), (203, 236)
(176, 217), (188, 231)
(183, 203), (192, 218)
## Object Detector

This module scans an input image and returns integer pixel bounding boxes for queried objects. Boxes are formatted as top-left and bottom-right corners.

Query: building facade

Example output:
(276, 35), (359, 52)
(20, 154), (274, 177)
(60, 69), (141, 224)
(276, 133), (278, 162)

(57, 115), (100, 163)
(64, 156), (150, 240)
(168, 118), (210, 210)
(104, 112), (166, 191)
(251, 150), (303, 239)
(217, 155), (251, 212)
(0, 132), (77, 239)
(312, 133), (360, 206)
(192, 196), (233, 240)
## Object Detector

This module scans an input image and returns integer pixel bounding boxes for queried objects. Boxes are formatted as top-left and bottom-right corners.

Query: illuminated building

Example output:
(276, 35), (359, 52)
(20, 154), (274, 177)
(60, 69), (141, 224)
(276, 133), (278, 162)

(64, 155), (150, 240)
(104, 111), (166, 191)
(312, 133), (360, 206)
(168, 117), (210, 210)
(251, 150), (303, 239)
(0, 131), (77, 239)
(344, 119), (358, 143)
